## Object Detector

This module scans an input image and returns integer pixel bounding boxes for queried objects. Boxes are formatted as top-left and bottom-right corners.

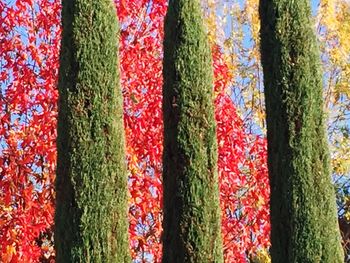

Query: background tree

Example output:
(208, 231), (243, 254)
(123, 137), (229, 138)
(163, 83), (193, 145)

(259, 0), (344, 262)
(3, 0), (348, 262)
(162, 1), (224, 262)
(54, 0), (130, 262)
(0, 1), (60, 261)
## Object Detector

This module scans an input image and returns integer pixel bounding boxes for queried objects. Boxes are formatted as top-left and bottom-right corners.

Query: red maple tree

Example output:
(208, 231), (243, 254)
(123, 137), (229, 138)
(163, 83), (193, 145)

(0, 1), (269, 262)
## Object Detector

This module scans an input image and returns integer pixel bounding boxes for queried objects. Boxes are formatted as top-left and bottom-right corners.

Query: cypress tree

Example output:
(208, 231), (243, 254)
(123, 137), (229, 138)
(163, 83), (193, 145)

(259, 0), (344, 262)
(55, 1), (129, 262)
(162, 1), (223, 262)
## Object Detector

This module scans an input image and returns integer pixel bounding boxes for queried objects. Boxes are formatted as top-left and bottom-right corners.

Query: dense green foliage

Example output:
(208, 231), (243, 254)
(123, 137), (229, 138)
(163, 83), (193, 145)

(259, 0), (344, 262)
(54, 0), (130, 262)
(162, 1), (224, 262)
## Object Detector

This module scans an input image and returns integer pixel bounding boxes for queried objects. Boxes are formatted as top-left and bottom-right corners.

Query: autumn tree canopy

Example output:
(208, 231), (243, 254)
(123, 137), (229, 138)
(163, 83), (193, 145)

(0, 0), (349, 262)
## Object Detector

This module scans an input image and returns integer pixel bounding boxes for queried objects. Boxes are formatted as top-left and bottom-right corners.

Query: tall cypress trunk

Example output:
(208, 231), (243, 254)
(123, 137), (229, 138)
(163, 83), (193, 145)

(55, 1), (129, 262)
(162, 1), (223, 262)
(259, 1), (343, 262)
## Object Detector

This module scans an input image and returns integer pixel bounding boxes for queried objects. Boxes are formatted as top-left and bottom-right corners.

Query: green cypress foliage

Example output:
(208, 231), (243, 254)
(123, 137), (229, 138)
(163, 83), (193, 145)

(55, 0), (129, 262)
(259, 0), (344, 262)
(162, 1), (223, 262)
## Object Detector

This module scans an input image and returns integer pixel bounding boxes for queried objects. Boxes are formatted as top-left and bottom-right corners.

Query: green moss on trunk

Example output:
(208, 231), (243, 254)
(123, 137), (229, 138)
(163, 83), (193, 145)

(162, 1), (223, 262)
(54, 1), (130, 262)
(259, 1), (344, 262)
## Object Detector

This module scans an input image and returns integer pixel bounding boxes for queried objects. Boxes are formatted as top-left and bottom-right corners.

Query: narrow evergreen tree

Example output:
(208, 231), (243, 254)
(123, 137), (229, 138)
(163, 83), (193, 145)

(259, 0), (344, 262)
(162, 1), (224, 262)
(55, 1), (129, 262)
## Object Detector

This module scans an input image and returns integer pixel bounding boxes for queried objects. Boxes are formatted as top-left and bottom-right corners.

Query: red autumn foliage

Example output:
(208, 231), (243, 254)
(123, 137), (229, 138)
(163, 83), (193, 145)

(0, 1), (269, 262)
(0, 1), (60, 262)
